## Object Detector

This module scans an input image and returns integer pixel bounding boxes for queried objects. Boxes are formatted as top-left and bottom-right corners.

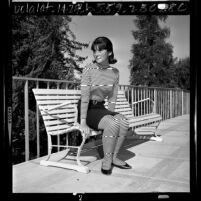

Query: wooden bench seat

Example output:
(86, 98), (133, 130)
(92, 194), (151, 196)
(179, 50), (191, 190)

(32, 88), (162, 173)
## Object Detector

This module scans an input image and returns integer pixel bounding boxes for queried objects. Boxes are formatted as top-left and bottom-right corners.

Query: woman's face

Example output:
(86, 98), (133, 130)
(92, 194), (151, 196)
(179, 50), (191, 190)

(93, 47), (110, 65)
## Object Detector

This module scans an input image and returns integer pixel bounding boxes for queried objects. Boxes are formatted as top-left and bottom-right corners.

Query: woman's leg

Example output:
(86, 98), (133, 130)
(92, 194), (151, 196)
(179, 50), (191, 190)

(112, 114), (130, 167)
(98, 115), (120, 172)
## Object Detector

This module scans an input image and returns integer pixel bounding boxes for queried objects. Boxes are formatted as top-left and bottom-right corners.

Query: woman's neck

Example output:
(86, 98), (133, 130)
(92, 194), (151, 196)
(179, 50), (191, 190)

(96, 61), (110, 69)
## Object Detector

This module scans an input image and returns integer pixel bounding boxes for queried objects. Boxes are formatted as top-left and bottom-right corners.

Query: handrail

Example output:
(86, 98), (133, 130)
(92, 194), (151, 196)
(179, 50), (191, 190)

(12, 76), (80, 84)
(120, 84), (189, 92)
(13, 76), (189, 92)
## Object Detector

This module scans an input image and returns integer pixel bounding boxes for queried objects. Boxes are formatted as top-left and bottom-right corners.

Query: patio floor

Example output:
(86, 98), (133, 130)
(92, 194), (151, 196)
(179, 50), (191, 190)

(13, 115), (190, 193)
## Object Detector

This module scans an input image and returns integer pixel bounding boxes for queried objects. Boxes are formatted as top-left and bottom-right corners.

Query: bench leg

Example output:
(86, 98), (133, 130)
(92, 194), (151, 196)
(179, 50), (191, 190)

(40, 160), (90, 173)
(40, 132), (91, 173)
(45, 134), (53, 161)
(153, 120), (162, 137)
(149, 120), (163, 142)
(66, 155), (97, 163)
(76, 134), (92, 168)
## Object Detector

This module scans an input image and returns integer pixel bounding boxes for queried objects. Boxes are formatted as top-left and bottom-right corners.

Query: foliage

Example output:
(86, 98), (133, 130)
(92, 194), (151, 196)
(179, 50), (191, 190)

(12, 15), (88, 79)
(12, 15), (88, 164)
(173, 57), (190, 90)
(129, 15), (177, 88)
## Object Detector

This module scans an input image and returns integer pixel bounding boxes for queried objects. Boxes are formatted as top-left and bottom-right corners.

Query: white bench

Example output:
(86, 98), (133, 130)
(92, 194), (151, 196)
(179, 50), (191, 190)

(32, 89), (162, 173)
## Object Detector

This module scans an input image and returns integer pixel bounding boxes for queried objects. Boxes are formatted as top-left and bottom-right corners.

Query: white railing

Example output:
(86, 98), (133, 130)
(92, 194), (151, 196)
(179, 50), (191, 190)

(119, 85), (190, 119)
(12, 76), (190, 163)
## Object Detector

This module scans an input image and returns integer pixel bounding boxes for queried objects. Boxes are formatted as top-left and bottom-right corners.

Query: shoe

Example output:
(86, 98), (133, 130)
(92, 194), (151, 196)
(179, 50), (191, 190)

(150, 136), (163, 142)
(112, 162), (132, 169)
(101, 167), (112, 175)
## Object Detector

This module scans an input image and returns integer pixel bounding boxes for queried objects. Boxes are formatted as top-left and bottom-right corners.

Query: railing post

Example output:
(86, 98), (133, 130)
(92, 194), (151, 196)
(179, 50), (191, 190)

(134, 87), (136, 116)
(143, 88), (145, 115)
(36, 81), (40, 158)
(131, 87), (134, 113)
(24, 80), (29, 161)
(137, 88), (139, 116)
(181, 90), (184, 115)
(57, 82), (60, 151)
(127, 87), (130, 105)
(153, 89), (157, 113)
(188, 92), (190, 114)
(140, 88), (142, 116)
(170, 90), (173, 118)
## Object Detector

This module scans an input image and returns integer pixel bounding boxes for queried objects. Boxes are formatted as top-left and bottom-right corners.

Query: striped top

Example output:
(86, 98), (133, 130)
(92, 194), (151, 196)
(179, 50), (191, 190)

(80, 62), (119, 120)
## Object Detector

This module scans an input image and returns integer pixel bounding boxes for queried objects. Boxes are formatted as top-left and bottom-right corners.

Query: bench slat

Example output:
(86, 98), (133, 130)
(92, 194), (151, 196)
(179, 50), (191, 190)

(35, 95), (81, 100)
(44, 118), (75, 126)
(40, 107), (76, 114)
(33, 89), (81, 95)
(115, 108), (132, 112)
(117, 111), (134, 116)
(48, 127), (79, 135)
(116, 98), (127, 102)
(115, 105), (131, 109)
(127, 113), (161, 121)
(105, 101), (129, 106)
(45, 124), (73, 132)
(117, 91), (125, 95)
(42, 113), (76, 120)
(128, 114), (162, 127)
(129, 118), (162, 127)
(128, 116), (162, 124)
(37, 100), (78, 105)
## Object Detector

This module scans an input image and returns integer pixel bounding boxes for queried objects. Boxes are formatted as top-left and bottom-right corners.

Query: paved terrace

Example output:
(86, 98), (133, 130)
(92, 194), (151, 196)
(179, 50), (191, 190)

(13, 115), (190, 193)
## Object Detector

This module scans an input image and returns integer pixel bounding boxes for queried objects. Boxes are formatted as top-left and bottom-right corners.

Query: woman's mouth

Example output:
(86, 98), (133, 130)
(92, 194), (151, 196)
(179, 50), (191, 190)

(96, 57), (102, 60)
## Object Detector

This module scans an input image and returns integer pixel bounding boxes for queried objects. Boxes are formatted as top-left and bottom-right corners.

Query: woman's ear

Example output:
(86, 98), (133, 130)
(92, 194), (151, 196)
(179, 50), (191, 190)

(108, 52), (112, 56)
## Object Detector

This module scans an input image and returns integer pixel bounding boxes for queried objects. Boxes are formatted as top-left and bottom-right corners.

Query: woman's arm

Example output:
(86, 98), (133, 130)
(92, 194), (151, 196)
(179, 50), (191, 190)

(108, 68), (119, 112)
(80, 65), (92, 136)
(80, 65), (91, 122)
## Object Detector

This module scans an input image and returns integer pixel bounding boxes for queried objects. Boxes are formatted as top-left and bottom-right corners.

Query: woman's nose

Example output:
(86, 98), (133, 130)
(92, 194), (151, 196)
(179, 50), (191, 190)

(94, 51), (100, 56)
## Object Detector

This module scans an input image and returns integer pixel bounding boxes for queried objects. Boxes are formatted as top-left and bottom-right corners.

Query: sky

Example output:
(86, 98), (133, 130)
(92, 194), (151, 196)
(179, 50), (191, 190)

(70, 15), (190, 85)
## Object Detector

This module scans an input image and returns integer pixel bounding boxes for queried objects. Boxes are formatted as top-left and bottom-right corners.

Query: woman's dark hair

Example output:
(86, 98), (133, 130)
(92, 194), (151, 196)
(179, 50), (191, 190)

(91, 36), (117, 64)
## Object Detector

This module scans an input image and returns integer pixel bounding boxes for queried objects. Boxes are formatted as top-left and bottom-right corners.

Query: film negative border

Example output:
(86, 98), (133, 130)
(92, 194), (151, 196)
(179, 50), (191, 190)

(11, 1), (190, 15)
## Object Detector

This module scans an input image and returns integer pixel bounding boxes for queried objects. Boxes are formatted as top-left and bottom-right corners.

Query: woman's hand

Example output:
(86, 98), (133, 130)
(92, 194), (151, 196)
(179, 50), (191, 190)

(80, 119), (91, 138)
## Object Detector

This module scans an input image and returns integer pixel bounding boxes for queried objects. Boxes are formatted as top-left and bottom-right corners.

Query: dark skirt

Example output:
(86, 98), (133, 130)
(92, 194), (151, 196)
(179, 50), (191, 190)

(77, 99), (119, 131)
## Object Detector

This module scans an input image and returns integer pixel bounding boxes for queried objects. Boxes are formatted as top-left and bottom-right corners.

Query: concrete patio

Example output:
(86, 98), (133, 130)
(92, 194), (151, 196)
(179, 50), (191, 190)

(13, 114), (190, 193)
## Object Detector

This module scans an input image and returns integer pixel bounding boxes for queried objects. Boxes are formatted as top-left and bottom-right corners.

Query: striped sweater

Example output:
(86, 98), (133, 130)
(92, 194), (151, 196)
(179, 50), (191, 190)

(80, 62), (119, 120)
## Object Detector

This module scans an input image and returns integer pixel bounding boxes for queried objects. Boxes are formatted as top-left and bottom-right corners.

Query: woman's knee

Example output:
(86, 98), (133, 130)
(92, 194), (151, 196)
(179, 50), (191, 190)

(98, 115), (120, 132)
(107, 116), (120, 132)
(114, 114), (129, 130)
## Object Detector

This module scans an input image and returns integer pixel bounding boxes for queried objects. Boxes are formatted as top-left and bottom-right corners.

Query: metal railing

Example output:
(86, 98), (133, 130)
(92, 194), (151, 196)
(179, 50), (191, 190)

(12, 76), (190, 163)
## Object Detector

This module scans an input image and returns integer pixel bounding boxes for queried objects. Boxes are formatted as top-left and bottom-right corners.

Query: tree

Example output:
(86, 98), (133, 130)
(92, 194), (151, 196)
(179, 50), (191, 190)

(173, 57), (190, 90)
(12, 15), (88, 79)
(12, 15), (88, 164)
(129, 15), (176, 87)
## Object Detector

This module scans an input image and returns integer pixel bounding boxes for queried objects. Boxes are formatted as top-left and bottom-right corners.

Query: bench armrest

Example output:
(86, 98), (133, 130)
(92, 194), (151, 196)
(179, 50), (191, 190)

(132, 98), (154, 105)
(132, 98), (155, 112)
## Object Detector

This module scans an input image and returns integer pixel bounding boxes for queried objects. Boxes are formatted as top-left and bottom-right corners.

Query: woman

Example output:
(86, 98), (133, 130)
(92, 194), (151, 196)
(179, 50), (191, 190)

(78, 36), (132, 175)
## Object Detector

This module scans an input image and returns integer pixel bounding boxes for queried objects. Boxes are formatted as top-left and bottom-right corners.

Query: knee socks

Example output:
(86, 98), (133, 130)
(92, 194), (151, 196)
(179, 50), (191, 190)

(112, 114), (129, 166)
(98, 115), (120, 170)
